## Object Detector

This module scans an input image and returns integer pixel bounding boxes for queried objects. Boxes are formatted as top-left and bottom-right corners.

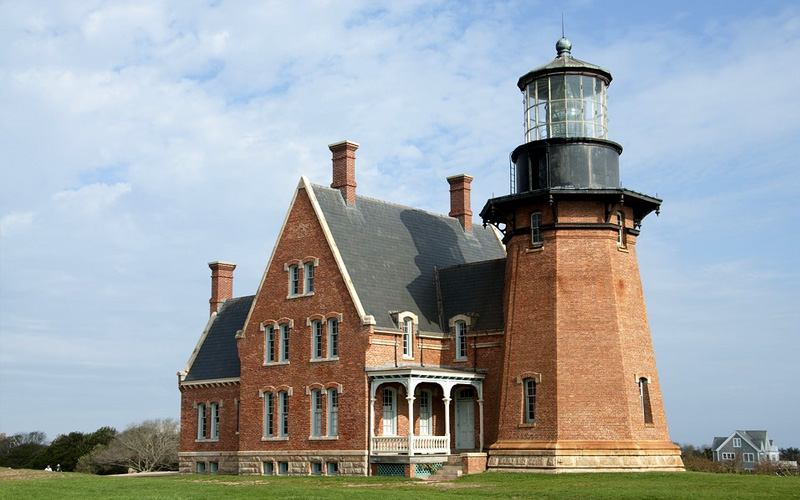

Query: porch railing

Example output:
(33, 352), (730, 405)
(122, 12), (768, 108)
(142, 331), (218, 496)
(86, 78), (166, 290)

(371, 435), (449, 455)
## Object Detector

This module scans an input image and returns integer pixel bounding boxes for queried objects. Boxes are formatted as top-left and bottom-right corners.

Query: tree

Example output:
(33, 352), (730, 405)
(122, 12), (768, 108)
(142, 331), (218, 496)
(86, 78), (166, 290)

(0, 432), (48, 469)
(780, 447), (800, 462)
(91, 419), (178, 473)
(30, 426), (118, 472)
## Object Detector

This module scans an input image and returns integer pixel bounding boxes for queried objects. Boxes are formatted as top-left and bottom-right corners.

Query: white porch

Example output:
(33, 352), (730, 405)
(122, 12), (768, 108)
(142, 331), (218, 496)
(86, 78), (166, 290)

(367, 366), (485, 457)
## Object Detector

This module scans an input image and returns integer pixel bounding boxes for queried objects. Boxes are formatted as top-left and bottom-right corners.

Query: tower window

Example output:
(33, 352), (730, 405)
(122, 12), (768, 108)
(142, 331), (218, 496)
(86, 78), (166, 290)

(523, 379), (536, 424)
(616, 211), (625, 246)
(531, 212), (542, 245)
(638, 377), (653, 424)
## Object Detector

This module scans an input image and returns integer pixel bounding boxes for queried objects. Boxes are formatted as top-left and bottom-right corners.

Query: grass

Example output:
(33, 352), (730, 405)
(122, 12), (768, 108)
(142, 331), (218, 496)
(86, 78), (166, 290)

(1, 469), (799, 500)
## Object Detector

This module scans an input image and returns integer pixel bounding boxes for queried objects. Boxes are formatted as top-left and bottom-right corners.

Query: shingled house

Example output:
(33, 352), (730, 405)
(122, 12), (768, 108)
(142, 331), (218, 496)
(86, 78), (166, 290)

(178, 39), (683, 476)
(711, 430), (780, 471)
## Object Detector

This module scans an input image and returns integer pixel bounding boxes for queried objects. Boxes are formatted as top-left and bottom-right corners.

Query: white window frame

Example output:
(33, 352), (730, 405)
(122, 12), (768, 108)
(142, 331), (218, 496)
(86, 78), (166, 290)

(327, 388), (339, 436)
(264, 393), (274, 438)
(743, 453), (755, 462)
(311, 389), (323, 437)
(402, 317), (413, 358)
(280, 324), (290, 362)
(279, 391), (289, 437)
(382, 387), (397, 435)
(210, 402), (219, 440)
(722, 452), (735, 460)
(455, 320), (467, 360)
(616, 211), (624, 246)
(733, 437), (742, 448)
(531, 211), (543, 245)
(311, 320), (323, 360)
(304, 261), (315, 294)
(419, 389), (432, 436)
(524, 379), (536, 424)
(327, 318), (339, 358)
(197, 403), (207, 440)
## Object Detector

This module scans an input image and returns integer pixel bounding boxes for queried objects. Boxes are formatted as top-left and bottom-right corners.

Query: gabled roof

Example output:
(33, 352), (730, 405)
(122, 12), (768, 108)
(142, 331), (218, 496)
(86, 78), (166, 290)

(712, 430), (775, 453)
(437, 258), (506, 332)
(182, 295), (254, 382)
(310, 183), (505, 332)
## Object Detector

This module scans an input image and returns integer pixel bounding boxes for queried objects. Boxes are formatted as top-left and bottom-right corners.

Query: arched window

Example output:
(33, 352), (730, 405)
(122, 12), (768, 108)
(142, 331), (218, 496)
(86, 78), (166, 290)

(531, 212), (543, 245)
(327, 388), (339, 436)
(311, 389), (323, 437)
(303, 261), (315, 293)
(311, 320), (323, 359)
(402, 317), (413, 358)
(455, 320), (467, 360)
(265, 325), (275, 363)
(327, 318), (339, 358)
(382, 388), (397, 435)
(263, 393), (274, 437)
(288, 264), (300, 296)
(638, 377), (653, 424)
(523, 378), (536, 424)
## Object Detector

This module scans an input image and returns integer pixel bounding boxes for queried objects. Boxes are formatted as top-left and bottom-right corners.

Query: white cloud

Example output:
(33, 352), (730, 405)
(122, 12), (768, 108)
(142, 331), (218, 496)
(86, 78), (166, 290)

(52, 182), (131, 214)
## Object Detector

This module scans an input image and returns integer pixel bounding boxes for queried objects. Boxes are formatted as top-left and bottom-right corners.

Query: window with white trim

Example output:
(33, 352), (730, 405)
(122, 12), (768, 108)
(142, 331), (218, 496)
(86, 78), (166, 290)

(304, 261), (315, 294)
(289, 264), (300, 296)
(743, 453), (755, 462)
(210, 402), (220, 440)
(327, 388), (339, 436)
(382, 388), (397, 435)
(279, 391), (289, 437)
(419, 389), (432, 435)
(722, 452), (735, 460)
(523, 379), (536, 424)
(733, 437), (742, 448)
(311, 320), (323, 360)
(311, 389), (323, 437)
(402, 318), (413, 358)
(616, 211), (624, 246)
(264, 393), (274, 438)
(197, 403), (207, 440)
(531, 211), (543, 245)
(327, 318), (339, 358)
(280, 324), (290, 362)
(455, 320), (467, 360)
(265, 325), (275, 363)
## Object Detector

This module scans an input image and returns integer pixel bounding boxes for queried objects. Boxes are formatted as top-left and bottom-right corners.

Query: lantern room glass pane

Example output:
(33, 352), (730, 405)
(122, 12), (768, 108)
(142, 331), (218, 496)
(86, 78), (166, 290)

(524, 74), (608, 141)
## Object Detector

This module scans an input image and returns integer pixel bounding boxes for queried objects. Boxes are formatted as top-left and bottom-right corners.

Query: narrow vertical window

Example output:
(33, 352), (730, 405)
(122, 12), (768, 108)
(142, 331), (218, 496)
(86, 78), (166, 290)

(616, 211), (624, 246)
(210, 402), (219, 440)
(304, 261), (315, 294)
(531, 211), (542, 245)
(279, 391), (289, 437)
(197, 403), (207, 440)
(311, 320), (323, 359)
(402, 318), (413, 358)
(280, 324), (290, 362)
(327, 318), (339, 358)
(265, 325), (275, 363)
(638, 377), (653, 424)
(455, 320), (467, 360)
(311, 389), (322, 437)
(382, 388), (397, 435)
(264, 393), (274, 437)
(289, 264), (300, 296)
(419, 389), (432, 435)
(327, 388), (339, 436)
(524, 379), (536, 424)
(236, 399), (240, 434)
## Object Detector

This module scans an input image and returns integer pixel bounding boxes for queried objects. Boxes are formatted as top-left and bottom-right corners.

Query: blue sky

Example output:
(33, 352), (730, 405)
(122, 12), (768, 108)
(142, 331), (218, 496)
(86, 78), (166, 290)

(1, 0), (798, 449)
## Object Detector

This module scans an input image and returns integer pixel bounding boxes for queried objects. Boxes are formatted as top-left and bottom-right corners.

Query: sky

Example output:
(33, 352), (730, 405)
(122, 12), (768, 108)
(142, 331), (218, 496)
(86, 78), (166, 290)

(1, 0), (798, 449)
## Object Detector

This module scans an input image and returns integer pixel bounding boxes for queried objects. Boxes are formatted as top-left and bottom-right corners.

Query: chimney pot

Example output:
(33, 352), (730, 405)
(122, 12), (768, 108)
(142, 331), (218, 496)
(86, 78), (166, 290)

(447, 174), (473, 231)
(208, 261), (236, 316)
(329, 140), (359, 204)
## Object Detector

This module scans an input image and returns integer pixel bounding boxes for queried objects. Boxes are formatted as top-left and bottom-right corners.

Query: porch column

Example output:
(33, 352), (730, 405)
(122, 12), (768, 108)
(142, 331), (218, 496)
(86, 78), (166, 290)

(478, 397), (485, 452)
(442, 396), (452, 456)
(407, 394), (416, 456)
(369, 379), (377, 457)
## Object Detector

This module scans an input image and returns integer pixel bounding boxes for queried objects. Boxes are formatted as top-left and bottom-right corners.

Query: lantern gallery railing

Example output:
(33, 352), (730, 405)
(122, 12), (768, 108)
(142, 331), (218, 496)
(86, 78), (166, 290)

(371, 435), (450, 455)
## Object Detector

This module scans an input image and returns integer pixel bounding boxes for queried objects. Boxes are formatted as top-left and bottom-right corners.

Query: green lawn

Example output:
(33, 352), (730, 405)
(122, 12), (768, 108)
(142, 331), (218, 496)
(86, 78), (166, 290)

(1, 470), (798, 500)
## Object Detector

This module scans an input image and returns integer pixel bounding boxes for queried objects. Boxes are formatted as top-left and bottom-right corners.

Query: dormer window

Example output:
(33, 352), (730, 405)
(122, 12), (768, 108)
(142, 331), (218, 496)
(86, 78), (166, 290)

(396, 312), (418, 359)
(455, 320), (467, 360)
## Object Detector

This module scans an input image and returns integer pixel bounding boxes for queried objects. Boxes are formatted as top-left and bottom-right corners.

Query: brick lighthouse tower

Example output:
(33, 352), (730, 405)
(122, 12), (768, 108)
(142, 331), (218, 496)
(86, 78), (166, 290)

(480, 38), (683, 472)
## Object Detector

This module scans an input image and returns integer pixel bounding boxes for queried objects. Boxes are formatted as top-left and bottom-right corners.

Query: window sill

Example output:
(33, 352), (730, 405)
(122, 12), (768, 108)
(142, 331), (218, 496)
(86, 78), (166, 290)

(518, 423), (536, 428)
(310, 357), (339, 363)
(644, 423), (655, 428)
(195, 438), (219, 443)
(263, 361), (290, 367)
(262, 436), (289, 442)
(617, 246), (629, 253)
(526, 245), (544, 253)
(453, 358), (468, 363)
(287, 292), (315, 299)
(308, 436), (339, 441)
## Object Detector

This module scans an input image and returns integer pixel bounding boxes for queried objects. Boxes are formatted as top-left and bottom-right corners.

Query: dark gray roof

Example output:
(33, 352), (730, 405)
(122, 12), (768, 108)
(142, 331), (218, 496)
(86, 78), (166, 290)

(313, 184), (505, 332)
(184, 295), (254, 382)
(437, 259), (506, 332)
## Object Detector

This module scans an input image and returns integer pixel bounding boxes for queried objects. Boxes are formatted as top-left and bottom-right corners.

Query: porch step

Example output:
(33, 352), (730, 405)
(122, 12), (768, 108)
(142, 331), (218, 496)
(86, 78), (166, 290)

(427, 463), (462, 481)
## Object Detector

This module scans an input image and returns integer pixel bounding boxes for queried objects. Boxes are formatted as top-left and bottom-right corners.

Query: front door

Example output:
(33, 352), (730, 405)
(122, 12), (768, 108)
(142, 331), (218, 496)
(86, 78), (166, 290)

(454, 389), (475, 450)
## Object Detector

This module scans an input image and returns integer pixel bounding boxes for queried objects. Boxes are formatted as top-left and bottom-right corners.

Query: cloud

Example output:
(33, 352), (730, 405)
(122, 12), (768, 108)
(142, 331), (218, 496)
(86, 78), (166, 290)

(52, 182), (131, 214)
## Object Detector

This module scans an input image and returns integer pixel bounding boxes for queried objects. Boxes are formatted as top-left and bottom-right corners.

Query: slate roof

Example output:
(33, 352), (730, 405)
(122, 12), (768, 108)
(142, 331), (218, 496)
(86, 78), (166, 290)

(183, 295), (254, 382)
(437, 259), (506, 332)
(312, 184), (506, 332)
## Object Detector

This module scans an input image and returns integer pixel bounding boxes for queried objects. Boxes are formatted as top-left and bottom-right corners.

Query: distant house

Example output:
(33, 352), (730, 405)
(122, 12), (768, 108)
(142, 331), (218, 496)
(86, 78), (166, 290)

(711, 430), (779, 470)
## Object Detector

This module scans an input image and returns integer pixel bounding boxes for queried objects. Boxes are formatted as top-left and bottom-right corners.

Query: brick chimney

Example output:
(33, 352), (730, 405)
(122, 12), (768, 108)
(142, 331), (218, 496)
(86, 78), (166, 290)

(329, 140), (359, 204)
(447, 174), (473, 231)
(208, 261), (236, 316)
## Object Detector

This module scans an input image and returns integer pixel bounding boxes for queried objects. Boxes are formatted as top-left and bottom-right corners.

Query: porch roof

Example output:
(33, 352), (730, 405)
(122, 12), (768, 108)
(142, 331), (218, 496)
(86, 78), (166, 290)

(365, 365), (486, 382)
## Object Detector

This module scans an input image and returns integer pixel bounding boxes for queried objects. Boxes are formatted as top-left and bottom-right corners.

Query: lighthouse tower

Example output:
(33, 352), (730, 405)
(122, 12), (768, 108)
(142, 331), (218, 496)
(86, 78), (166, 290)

(480, 38), (683, 472)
